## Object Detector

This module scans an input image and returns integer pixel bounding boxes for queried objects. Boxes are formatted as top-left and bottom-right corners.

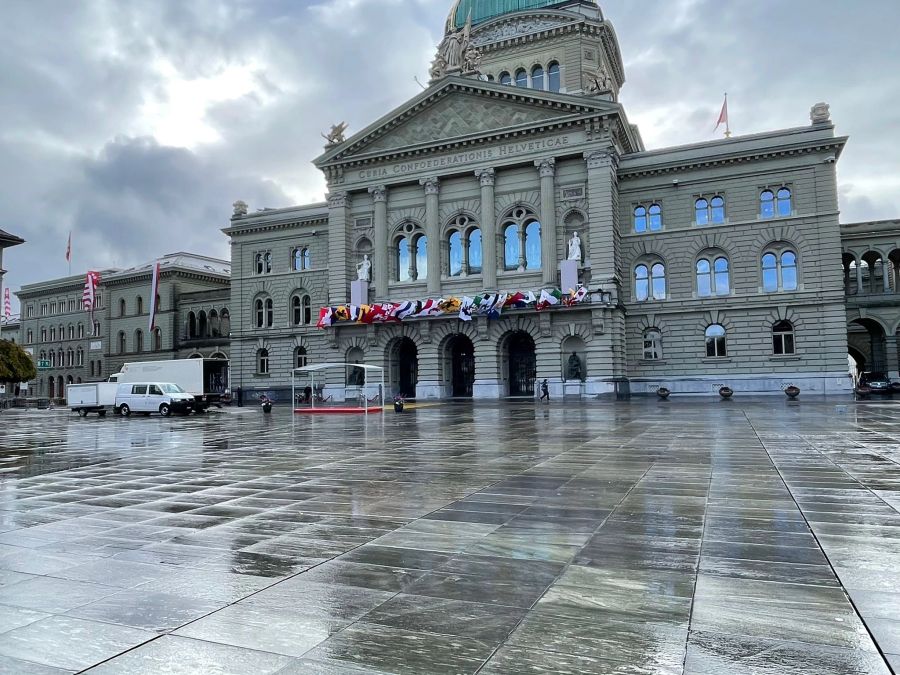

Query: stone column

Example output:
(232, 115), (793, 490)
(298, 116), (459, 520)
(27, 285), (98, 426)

(855, 257), (863, 295)
(886, 335), (900, 378)
(420, 177), (441, 295)
(585, 149), (620, 300)
(883, 261), (892, 293)
(326, 191), (351, 304)
(536, 158), (557, 285)
(368, 185), (388, 299)
(476, 168), (497, 290)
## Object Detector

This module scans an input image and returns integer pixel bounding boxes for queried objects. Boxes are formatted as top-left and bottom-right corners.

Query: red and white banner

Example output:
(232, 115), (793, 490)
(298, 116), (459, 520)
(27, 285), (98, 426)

(148, 261), (161, 332)
(3, 288), (10, 320)
(82, 271), (100, 317)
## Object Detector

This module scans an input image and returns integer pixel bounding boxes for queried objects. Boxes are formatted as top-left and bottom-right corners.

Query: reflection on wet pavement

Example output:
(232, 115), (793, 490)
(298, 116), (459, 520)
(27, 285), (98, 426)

(0, 399), (897, 673)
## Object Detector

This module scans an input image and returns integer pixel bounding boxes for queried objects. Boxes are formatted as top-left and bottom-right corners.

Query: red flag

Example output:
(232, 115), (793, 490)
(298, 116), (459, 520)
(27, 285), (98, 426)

(714, 94), (730, 136)
(149, 261), (161, 332)
(82, 271), (100, 318)
(65, 232), (72, 263)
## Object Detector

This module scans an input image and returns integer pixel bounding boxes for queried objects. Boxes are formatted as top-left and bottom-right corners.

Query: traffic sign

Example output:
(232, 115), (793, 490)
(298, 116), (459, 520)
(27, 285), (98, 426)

(37, 360), (51, 370)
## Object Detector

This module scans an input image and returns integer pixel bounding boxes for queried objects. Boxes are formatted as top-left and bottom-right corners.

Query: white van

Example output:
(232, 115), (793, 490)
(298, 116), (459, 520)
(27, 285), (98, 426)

(115, 382), (195, 417)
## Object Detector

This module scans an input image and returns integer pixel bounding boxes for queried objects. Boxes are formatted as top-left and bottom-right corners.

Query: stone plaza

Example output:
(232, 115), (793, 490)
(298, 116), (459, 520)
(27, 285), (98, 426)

(0, 398), (897, 673)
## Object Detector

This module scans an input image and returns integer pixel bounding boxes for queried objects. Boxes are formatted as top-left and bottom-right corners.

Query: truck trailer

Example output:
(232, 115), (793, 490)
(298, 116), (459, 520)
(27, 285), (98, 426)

(109, 359), (229, 411)
(66, 382), (119, 417)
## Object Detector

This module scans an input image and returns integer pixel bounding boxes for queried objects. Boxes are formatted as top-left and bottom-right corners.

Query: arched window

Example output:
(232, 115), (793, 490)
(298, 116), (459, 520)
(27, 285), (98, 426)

(209, 309), (220, 337)
(499, 71), (512, 86)
(119, 298), (126, 317)
(40, 328), (47, 342)
(448, 231), (463, 277)
(27, 330), (33, 343)
(118, 331), (126, 354)
(548, 62), (560, 92)
(90, 361), (95, 377)
(198, 311), (208, 338)
(643, 329), (662, 360)
(415, 235), (428, 280)
(265, 298), (273, 327)
(649, 204), (662, 231)
(77, 324), (84, 339)
(502, 207), (541, 271)
(635, 265), (650, 301)
(188, 311), (197, 338)
(634, 206), (647, 233)
(264, 251), (272, 273)
(153, 328), (162, 351)
(633, 204), (662, 233)
(303, 248), (311, 270)
(50, 326), (56, 341)
(136, 296), (143, 315)
(468, 228), (482, 273)
(93, 321), (101, 337)
(254, 298), (269, 329)
(773, 320), (795, 355)
(696, 196), (726, 225)
(292, 294), (312, 326)
(515, 69), (527, 87)
(255, 253), (264, 275)
(397, 238), (411, 282)
(48, 350), (55, 367)
(256, 349), (269, 374)
(504, 223), (519, 270)
(294, 346), (308, 369)
(66, 349), (73, 366)
(697, 255), (730, 297)
(76, 349), (84, 367)
(293, 248), (304, 271)
(134, 330), (143, 353)
(762, 248), (798, 292)
(220, 309), (230, 336)
(531, 65), (544, 90)
(776, 188), (792, 217)
(524, 221), (541, 269)
(67, 325), (73, 340)
(762, 188), (792, 218)
(705, 324), (727, 357)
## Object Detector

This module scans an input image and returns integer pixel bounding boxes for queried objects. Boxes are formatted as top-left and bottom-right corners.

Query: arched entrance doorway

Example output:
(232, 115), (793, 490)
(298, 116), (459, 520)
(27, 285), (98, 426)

(504, 330), (536, 397)
(48, 376), (55, 399)
(389, 337), (418, 398)
(446, 335), (475, 397)
(848, 318), (887, 375)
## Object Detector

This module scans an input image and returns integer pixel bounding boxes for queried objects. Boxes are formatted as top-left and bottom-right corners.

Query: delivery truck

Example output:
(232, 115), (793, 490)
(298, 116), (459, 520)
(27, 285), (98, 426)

(109, 358), (229, 411)
(66, 382), (119, 417)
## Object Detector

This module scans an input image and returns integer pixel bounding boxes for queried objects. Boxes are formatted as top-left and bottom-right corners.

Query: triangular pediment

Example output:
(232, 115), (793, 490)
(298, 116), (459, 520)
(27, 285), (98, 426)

(315, 78), (623, 166)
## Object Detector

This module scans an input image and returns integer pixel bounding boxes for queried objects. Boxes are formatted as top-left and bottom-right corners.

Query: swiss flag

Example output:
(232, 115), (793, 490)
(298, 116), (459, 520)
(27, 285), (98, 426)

(714, 95), (729, 134)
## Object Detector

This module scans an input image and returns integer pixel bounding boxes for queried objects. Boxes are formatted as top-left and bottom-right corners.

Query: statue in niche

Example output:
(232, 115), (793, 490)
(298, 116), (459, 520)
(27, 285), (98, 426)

(356, 254), (371, 282)
(566, 351), (584, 381)
(348, 365), (365, 386)
(567, 231), (582, 261)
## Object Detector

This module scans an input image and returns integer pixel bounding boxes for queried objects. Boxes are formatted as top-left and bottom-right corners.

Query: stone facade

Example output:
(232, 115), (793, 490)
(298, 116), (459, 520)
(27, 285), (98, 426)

(223, 0), (856, 399)
(15, 253), (229, 399)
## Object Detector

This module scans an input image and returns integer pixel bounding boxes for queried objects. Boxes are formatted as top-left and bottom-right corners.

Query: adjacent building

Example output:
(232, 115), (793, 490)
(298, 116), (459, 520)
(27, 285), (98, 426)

(223, 0), (856, 399)
(15, 253), (230, 399)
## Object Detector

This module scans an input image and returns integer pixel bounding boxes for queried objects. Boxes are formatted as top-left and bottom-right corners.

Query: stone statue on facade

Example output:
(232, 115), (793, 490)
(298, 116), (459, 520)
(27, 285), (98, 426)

(810, 102), (831, 124)
(322, 122), (349, 146)
(356, 254), (371, 282)
(566, 351), (584, 381)
(568, 231), (582, 261)
(431, 13), (481, 80)
(589, 62), (614, 94)
(232, 200), (248, 217)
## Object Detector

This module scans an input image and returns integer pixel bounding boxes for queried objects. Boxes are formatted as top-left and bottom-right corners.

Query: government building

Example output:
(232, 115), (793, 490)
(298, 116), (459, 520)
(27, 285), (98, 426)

(5, 1), (900, 402)
(223, 0), (858, 400)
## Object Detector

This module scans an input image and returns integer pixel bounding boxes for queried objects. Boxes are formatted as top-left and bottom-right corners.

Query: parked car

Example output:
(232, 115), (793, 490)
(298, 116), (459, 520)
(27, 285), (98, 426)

(858, 372), (893, 394)
(115, 382), (195, 417)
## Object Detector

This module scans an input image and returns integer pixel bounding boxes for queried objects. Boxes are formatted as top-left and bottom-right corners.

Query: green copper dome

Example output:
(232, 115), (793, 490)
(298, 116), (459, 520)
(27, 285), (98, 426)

(446, 0), (596, 32)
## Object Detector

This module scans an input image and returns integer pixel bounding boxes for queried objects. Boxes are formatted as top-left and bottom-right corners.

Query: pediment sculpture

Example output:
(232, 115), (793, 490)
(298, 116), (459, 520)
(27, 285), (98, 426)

(322, 122), (349, 146)
(431, 14), (483, 81)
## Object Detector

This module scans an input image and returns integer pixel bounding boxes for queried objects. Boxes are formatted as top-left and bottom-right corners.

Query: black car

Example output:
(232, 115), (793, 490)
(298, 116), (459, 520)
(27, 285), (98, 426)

(859, 372), (893, 394)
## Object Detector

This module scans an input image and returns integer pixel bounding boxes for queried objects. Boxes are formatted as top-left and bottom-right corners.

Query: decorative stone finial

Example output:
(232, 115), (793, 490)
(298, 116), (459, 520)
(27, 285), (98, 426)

(810, 102), (831, 125)
(232, 200), (248, 217)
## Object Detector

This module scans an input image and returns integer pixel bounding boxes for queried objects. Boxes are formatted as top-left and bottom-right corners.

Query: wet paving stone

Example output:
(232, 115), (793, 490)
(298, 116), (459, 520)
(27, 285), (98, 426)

(0, 399), (898, 672)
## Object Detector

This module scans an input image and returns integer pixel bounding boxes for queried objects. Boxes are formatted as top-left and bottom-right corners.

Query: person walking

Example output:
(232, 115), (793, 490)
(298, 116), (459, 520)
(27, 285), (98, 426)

(539, 378), (550, 402)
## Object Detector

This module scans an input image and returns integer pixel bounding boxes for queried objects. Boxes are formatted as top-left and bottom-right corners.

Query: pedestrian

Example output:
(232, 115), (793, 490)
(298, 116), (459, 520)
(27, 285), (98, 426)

(539, 378), (550, 402)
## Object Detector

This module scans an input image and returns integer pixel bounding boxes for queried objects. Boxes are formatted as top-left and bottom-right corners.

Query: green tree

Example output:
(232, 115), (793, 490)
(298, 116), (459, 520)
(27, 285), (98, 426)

(0, 340), (36, 384)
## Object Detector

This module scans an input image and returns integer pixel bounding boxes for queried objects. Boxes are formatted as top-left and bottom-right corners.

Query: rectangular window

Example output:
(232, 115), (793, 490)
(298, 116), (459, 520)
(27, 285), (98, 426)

(131, 385), (147, 395)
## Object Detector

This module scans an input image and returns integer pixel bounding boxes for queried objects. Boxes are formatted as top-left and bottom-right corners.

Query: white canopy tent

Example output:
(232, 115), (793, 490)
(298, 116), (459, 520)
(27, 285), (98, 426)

(291, 363), (385, 415)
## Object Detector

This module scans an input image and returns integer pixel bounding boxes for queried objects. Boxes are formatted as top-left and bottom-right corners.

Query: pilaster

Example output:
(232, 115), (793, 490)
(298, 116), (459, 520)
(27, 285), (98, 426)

(585, 149), (620, 300)
(476, 168), (497, 290)
(536, 158), (557, 285)
(369, 186), (388, 300)
(421, 177), (441, 295)
(326, 191), (351, 305)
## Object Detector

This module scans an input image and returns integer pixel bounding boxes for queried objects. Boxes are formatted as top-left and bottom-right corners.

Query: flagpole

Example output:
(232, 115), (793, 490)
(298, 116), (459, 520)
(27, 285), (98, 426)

(723, 92), (731, 138)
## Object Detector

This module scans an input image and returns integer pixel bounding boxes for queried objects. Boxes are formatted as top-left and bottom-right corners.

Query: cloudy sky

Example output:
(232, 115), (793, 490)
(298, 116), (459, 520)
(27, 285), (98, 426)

(2, 0), (899, 311)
